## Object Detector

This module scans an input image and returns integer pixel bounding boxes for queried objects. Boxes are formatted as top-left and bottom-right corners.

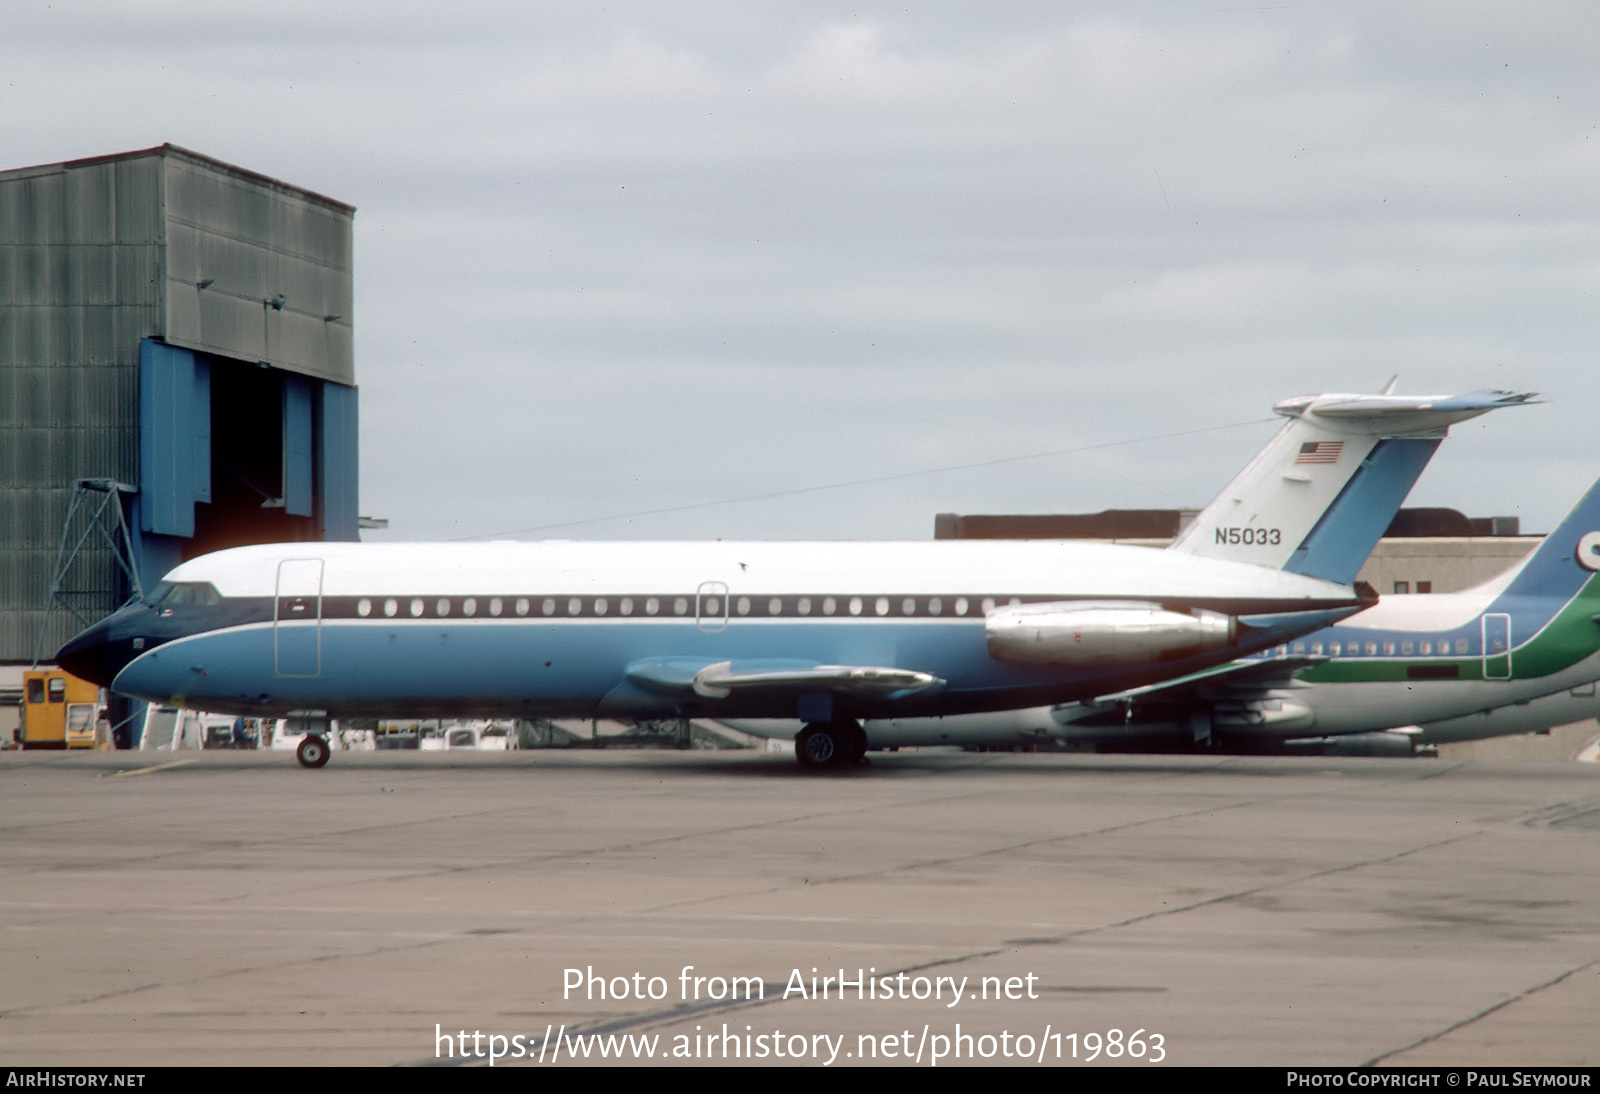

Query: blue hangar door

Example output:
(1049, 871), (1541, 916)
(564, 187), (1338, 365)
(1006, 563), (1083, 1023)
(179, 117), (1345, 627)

(275, 559), (325, 677)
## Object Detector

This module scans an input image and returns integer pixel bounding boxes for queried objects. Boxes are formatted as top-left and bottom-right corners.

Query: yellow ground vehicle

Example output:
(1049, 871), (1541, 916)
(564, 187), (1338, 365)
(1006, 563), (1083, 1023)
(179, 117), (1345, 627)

(19, 669), (106, 749)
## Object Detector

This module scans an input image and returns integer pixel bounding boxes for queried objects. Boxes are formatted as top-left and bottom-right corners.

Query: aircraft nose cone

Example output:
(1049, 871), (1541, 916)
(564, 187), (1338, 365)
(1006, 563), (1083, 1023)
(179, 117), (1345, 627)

(56, 617), (117, 687)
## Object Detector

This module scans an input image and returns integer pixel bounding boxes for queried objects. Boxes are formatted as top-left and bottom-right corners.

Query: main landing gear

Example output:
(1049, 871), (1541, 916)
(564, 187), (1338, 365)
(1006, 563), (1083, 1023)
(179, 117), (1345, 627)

(296, 734), (331, 769)
(794, 721), (868, 771)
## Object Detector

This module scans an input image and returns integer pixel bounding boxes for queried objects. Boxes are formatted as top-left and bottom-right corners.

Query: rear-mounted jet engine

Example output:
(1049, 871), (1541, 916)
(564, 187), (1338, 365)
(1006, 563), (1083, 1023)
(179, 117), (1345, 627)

(986, 601), (1237, 667)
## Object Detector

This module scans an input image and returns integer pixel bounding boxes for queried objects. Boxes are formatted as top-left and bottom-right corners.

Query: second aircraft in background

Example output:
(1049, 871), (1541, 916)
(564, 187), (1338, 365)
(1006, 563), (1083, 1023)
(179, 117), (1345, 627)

(838, 473), (1600, 757)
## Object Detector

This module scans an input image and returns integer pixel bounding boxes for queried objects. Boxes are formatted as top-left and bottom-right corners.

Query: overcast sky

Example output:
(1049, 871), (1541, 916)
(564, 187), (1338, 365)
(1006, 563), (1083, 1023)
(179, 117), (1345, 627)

(6, 1), (1597, 540)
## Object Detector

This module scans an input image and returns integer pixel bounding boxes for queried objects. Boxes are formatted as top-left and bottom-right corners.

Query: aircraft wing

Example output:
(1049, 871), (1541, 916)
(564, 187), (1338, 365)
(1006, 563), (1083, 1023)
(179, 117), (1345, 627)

(1050, 654), (1331, 739)
(1084, 655), (1327, 705)
(625, 657), (945, 702)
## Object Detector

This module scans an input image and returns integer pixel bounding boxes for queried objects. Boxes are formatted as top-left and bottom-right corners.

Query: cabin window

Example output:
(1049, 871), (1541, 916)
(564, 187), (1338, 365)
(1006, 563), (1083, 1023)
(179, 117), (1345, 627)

(1401, 641), (1414, 655)
(644, 598), (659, 616)
(1384, 642), (1395, 655)
(568, 598), (582, 616)
(357, 598), (372, 617)
(954, 597), (968, 616)
(542, 599), (556, 616)
(1310, 643), (1322, 655)
(823, 598), (837, 615)
(797, 597), (811, 615)
(384, 598), (398, 618)
(1456, 639), (1469, 654)
(848, 597), (863, 616)
(463, 598), (477, 617)
(928, 598), (941, 615)
(619, 598), (632, 616)
(1419, 641), (1432, 655)
(516, 598), (529, 616)
(1292, 643), (1306, 654)
(437, 599), (451, 616)
(1327, 642), (1340, 656)
(408, 598), (423, 617)
(768, 598), (782, 615)
(737, 597), (750, 615)
(593, 598), (607, 616)
(673, 598), (689, 615)
(490, 598), (503, 617)
(1366, 642), (1377, 655)
(875, 597), (889, 616)
(981, 597), (995, 613)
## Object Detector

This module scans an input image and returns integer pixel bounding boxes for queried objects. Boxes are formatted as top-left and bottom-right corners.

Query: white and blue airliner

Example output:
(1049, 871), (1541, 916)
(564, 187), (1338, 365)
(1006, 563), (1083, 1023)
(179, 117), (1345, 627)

(57, 388), (1532, 769)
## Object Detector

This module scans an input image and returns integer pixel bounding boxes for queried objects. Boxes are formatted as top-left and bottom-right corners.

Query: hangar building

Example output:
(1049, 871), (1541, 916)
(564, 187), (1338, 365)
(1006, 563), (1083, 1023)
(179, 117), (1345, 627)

(1, 145), (359, 736)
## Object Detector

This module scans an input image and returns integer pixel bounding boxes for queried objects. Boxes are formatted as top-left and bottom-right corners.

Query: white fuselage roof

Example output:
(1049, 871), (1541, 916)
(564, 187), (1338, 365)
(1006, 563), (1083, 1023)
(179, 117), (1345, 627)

(168, 539), (1355, 604)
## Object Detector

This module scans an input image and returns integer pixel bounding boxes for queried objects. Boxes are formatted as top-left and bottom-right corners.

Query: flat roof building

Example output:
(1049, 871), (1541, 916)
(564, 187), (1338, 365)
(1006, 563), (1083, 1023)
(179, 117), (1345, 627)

(934, 507), (1539, 597)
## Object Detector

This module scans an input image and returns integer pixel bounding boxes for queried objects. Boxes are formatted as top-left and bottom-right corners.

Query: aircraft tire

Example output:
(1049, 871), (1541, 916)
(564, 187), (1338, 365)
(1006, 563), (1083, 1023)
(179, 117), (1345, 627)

(795, 724), (844, 770)
(846, 724), (868, 764)
(297, 734), (331, 769)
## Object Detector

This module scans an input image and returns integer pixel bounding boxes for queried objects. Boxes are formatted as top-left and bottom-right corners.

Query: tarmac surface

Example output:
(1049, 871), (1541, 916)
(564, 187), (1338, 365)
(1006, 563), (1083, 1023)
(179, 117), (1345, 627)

(1, 748), (1598, 1068)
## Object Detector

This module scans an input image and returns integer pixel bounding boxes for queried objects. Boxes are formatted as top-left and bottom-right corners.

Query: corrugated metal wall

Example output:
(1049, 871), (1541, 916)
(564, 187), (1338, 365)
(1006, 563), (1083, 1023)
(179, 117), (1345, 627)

(0, 156), (157, 659)
(163, 156), (354, 385)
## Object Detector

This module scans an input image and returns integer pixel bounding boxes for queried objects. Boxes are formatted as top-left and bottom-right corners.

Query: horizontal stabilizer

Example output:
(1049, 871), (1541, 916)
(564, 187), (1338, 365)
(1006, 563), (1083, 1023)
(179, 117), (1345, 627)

(1170, 386), (1535, 584)
(1303, 389), (1538, 429)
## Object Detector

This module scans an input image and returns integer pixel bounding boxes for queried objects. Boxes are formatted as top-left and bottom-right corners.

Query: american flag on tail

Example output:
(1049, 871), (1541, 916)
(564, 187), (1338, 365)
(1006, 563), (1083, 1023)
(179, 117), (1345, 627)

(1295, 441), (1344, 464)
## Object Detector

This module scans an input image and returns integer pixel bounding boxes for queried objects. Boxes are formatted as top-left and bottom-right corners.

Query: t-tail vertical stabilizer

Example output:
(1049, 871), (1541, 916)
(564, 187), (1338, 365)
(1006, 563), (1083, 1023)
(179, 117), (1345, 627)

(1168, 388), (1536, 585)
(1489, 473), (1600, 603)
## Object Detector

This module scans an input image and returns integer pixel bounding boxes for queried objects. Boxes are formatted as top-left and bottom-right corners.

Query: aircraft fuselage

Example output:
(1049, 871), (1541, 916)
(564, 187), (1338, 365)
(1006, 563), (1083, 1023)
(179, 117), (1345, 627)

(61, 538), (1365, 723)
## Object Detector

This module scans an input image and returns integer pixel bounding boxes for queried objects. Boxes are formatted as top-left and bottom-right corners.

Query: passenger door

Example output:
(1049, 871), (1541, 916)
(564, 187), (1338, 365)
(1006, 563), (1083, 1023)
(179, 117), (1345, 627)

(275, 558), (324, 676)
(1482, 613), (1511, 680)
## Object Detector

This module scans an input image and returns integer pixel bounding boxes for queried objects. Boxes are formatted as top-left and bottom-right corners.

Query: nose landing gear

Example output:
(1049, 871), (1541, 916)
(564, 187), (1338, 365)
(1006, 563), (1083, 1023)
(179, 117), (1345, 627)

(296, 734), (331, 769)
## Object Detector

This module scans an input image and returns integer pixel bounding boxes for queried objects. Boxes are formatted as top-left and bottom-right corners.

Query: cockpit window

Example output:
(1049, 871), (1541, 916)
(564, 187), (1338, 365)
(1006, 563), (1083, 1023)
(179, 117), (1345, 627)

(153, 582), (222, 607)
